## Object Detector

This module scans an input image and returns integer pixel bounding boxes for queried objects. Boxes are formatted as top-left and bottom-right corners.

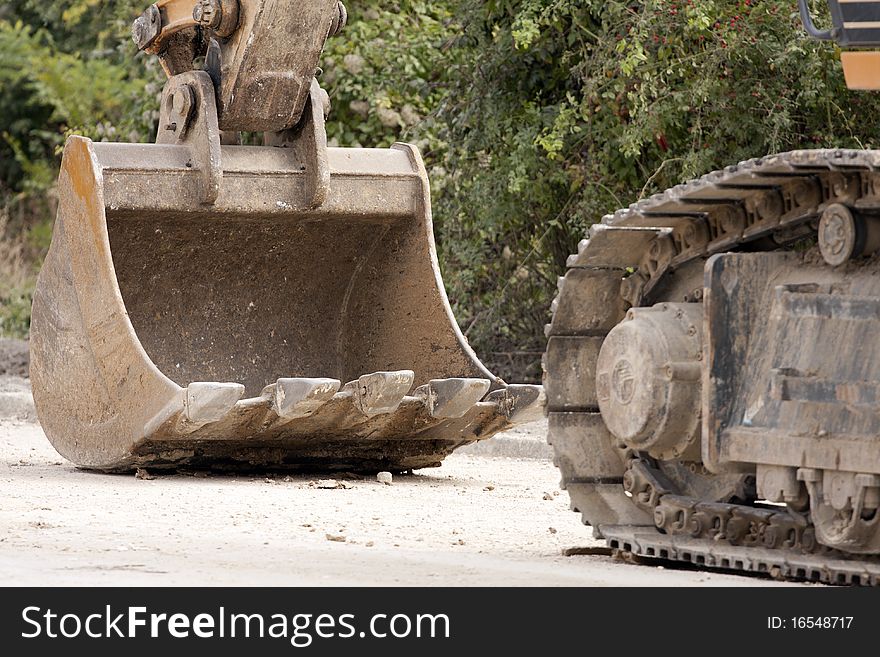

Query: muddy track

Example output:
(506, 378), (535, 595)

(544, 148), (880, 585)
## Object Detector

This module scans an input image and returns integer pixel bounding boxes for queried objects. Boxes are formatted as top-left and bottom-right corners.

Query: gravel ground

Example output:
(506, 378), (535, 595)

(0, 338), (28, 378)
(0, 376), (35, 421)
(0, 338), (34, 420)
(0, 417), (802, 587)
(0, 338), (803, 586)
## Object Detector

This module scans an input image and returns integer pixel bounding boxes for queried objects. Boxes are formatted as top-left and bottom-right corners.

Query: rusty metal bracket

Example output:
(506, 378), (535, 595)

(133, 0), (240, 52)
(132, 0), (209, 76)
(263, 78), (331, 210)
(132, 3), (164, 51)
(156, 70), (222, 204)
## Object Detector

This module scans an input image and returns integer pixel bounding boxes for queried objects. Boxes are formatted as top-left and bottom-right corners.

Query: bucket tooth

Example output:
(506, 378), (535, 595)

(342, 370), (415, 417)
(182, 382), (246, 430)
(413, 378), (491, 419)
(486, 384), (545, 424)
(268, 377), (341, 420)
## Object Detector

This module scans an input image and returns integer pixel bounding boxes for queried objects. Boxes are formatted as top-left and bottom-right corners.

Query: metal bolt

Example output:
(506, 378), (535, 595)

(193, 0), (240, 37)
(653, 508), (666, 529)
(194, 0), (222, 29)
(687, 515), (704, 538)
(173, 86), (195, 119)
(164, 84), (195, 136)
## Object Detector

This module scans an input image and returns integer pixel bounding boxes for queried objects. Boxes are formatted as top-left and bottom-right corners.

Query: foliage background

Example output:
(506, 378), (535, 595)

(1, 0), (876, 381)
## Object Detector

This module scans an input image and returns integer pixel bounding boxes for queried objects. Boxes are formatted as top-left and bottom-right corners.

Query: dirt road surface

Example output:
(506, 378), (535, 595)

(0, 339), (28, 378)
(0, 337), (804, 587)
(0, 415), (805, 587)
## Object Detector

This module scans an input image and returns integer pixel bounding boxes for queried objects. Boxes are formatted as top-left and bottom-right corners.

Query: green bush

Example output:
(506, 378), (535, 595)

(321, 1), (458, 153)
(0, 1), (159, 197)
(0, 1), (160, 338)
(0, 286), (32, 338)
(430, 0), (880, 380)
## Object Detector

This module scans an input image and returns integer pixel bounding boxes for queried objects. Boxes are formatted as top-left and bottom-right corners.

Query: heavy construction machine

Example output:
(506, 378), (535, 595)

(28, 0), (543, 472)
(544, 0), (880, 585)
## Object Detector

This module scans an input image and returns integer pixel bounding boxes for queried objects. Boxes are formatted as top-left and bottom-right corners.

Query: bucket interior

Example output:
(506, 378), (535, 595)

(106, 209), (467, 397)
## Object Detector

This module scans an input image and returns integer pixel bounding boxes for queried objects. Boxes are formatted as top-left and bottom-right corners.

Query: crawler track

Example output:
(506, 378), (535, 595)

(545, 149), (880, 584)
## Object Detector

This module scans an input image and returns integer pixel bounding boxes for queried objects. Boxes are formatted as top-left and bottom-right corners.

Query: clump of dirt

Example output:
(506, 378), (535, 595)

(0, 339), (29, 378)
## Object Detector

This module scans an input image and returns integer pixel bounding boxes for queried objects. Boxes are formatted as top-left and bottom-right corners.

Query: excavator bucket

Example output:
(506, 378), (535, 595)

(29, 80), (541, 473)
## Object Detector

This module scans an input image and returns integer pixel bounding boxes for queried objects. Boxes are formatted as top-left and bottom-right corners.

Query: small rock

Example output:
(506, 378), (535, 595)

(135, 468), (155, 480)
(317, 479), (350, 489)
(542, 492), (553, 501)
(325, 534), (346, 543)
(377, 471), (393, 485)
(365, 541), (374, 547)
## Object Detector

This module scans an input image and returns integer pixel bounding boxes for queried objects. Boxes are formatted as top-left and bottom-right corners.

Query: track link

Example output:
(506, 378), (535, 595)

(603, 525), (880, 586)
